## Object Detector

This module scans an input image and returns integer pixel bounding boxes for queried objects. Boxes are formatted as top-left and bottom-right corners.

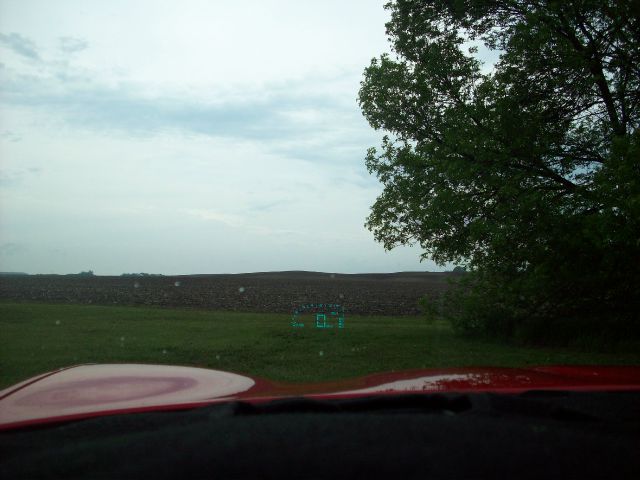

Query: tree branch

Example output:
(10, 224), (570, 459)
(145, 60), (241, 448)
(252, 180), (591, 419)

(556, 10), (625, 135)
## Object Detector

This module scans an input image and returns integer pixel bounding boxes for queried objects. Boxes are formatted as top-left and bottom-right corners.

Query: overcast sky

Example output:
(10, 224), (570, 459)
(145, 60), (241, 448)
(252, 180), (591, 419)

(0, 0), (456, 275)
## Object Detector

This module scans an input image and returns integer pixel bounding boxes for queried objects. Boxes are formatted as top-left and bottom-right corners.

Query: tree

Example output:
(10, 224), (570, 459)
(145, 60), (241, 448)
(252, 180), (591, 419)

(359, 0), (640, 341)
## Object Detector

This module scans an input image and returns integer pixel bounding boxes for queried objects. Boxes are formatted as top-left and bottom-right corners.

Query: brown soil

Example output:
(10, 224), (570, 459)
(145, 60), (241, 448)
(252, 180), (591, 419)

(0, 271), (455, 315)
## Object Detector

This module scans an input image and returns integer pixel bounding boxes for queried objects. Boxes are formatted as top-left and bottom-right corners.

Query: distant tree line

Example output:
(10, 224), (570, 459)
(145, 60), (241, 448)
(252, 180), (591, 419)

(120, 273), (164, 277)
(68, 270), (95, 277)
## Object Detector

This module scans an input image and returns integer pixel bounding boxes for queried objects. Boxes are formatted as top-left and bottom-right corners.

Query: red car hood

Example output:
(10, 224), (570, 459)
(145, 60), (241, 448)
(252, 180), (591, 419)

(1, 363), (639, 431)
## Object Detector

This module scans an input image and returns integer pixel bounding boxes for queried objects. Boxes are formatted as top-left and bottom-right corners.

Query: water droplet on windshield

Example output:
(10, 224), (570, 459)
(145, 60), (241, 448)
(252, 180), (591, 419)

(330, 273), (335, 279)
(319, 351), (324, 356)
(120, 336), (125, 342)
(174, 281), (181, 287)
(238, 286), (245, 293)
(55, 320), (60, 326)
(339, 293), (344, 299)
(216, 354), (220, 360)
(162, 349), (167, 354)
(134, 282), (140, 289)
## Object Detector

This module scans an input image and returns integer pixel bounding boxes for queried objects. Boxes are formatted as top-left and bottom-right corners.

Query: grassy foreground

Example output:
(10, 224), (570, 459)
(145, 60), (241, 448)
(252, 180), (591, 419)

(1, 302), (639, 389)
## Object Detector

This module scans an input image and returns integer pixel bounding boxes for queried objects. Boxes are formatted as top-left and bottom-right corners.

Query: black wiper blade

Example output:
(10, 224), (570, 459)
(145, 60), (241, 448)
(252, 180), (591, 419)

(231, 393), (473, 416)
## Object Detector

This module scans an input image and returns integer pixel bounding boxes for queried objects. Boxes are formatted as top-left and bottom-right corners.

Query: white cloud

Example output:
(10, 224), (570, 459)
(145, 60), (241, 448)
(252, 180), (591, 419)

(58, 36), (88, 54)
(184, 209), (246, 229)
(0, 32), (40, 60)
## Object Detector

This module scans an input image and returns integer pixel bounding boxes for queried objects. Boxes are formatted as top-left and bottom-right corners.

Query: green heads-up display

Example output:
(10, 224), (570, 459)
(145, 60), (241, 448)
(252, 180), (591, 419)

(291, 304), (345, 329)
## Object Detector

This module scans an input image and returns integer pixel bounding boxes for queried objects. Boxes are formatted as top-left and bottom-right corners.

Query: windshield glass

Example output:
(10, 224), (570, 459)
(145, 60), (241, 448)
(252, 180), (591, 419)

(0, 0), (638, 390)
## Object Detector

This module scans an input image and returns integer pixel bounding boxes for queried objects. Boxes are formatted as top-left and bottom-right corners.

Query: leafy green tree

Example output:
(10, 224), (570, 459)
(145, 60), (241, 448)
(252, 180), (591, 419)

(359, 0), (639, 341)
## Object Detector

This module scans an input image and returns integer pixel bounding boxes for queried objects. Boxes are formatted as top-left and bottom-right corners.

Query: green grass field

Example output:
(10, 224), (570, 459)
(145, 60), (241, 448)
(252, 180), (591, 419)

(1, 302), (639, 389)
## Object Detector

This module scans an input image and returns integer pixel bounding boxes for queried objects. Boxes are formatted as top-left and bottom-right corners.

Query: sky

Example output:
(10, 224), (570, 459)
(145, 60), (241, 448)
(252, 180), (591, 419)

(0, 0), (460, 275)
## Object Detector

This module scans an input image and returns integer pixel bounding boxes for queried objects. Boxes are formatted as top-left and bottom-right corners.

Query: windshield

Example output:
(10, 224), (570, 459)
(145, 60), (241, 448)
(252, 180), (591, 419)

(0, 0), (638, 390)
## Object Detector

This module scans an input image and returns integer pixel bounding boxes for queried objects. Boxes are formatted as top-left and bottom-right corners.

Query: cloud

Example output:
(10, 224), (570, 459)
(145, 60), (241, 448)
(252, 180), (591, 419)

(182, 208), (305, 240)
(0, 32), (40, 60)
(0, 130), (21, 142)
(0, 242), (27, 257)
(58, 36), (88, 54)
(0, 59), (374, 167)
(0, 167), (42, 187)
(0, 32), (375, 154)
(247, 200), (288, 213)
(183, 209), (245, 228)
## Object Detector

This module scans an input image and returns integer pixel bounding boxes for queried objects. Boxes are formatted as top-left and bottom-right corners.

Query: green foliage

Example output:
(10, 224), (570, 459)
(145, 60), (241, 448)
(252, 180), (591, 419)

(359, 0), (640, 341)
